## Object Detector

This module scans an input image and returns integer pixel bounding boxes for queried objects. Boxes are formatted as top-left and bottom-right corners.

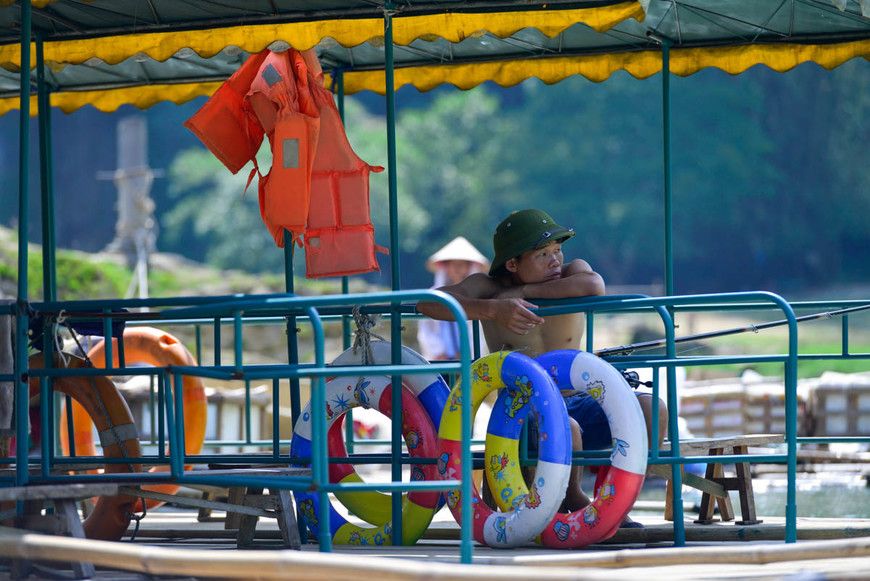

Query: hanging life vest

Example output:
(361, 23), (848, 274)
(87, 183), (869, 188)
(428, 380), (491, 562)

(185, 48), (386, 279)
(246, 49), (320, 249)
(183, 51), (269, 175)
(302, 53), (387, 278)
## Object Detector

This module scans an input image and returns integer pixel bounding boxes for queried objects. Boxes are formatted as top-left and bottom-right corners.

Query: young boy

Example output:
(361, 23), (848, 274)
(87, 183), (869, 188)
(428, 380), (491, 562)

(417, 209), (666, 521)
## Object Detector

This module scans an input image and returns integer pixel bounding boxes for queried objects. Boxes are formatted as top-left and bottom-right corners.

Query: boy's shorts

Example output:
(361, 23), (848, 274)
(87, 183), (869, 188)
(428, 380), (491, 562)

(528, 392), (643, 452)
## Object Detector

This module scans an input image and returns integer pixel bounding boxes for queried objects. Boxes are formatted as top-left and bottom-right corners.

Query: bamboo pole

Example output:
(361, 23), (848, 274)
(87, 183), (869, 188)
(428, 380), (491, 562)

(1, 527), (870, 580)
(0, 527), (585, 581)
(508, 536), (870, 568)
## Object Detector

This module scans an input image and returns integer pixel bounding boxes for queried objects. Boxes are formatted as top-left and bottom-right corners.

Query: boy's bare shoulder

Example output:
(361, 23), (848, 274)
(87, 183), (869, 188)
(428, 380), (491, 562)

(563, 258), (595, 275)
(446, 272), (502, 298)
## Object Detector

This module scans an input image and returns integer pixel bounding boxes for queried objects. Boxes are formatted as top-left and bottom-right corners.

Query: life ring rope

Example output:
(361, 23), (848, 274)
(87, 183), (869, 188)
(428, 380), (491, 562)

(55, 320), (139, 470)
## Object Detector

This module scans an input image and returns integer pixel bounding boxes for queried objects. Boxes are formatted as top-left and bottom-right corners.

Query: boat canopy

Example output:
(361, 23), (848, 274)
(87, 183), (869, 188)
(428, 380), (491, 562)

(0, 0), (867, 115)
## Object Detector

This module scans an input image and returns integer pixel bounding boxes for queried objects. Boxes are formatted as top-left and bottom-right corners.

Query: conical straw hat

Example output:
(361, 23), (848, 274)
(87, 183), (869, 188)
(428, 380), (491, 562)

(425, 236), (490, 273)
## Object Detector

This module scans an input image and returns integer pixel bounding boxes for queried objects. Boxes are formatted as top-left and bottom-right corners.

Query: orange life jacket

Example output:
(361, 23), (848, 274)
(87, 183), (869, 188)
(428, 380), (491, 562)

(185, 48), (385, 278)
(303, 54), (386, 278)
(183, 50), (268, 175)
(247, 50), (321, 248)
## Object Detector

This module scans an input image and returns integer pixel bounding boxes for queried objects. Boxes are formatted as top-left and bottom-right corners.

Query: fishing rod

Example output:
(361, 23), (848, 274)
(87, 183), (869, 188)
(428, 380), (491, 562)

(594, 302), (870, 357)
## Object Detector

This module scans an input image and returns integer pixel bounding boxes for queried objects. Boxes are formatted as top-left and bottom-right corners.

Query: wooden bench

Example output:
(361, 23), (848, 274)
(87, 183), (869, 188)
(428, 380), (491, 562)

(120, 466), (309, 549)
(649, 433), (784, 525)
(0, 482), (121, 579)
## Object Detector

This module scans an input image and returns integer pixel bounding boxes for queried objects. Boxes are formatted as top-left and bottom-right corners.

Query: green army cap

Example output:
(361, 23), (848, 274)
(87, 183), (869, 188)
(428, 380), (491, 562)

(490, 209), (574, 275)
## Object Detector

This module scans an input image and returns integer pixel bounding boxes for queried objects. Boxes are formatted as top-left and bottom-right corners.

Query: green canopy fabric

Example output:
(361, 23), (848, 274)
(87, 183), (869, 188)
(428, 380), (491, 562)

(0, 0), (867, 115)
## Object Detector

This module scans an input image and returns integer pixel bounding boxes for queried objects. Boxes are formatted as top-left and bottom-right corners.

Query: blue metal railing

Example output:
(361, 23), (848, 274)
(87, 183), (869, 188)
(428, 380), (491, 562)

(5, 290), (869, 559)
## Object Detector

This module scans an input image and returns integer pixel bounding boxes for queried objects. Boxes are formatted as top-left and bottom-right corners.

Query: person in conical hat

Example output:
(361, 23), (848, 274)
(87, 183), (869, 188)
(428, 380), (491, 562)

(417, 236), (490, 361)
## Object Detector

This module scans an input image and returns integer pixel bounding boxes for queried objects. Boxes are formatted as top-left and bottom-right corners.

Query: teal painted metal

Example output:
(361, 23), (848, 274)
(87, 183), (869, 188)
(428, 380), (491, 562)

(664, 316), (683, 545)
(4, 290), (861, 551)
(384, 6), (400, 294)
(147, 290), (471, 551)
(382, 3), (409, 549)
(335, 68), (356, 454)
(102, 309), (116, 370)
(596, 302), (870, 357)
(538, 291), (800, 544)
(245, 379), (253, 445)
(843, 315), (850, 356)
(14, 1), (31, 487)
(652, 31), (674, 297)
(284, 232), (303, 426)
(36, 35), (57, 304)
(271, 377), (281, 456)
(213, 317), (221, 366)
(233, 310), (243, 375)
(783, 299), (799, 544)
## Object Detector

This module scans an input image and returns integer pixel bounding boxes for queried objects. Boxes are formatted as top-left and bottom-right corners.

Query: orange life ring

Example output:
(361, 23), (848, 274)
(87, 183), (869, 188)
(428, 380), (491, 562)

(29, 352), (143, 541)
(72, 327), (207, 510)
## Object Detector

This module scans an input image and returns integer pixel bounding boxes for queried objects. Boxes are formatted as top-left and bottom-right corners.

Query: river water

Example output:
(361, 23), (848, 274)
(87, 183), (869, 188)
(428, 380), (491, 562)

(635, 470), (869, 519)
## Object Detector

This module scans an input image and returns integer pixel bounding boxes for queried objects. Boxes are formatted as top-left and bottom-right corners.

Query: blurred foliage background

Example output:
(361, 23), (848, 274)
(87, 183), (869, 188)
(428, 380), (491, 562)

(1, 58), (867, 300)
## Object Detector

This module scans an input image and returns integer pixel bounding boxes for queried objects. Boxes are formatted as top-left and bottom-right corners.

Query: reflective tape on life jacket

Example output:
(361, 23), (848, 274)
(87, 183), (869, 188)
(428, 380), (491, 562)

(248, 49), (321, 248)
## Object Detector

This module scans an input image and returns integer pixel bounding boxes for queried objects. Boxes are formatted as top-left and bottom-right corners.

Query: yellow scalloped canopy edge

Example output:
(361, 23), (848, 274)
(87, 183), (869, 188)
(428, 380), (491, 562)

(343, 39), (870, 94)
(1, 39), (867, 117)
(0, 2), (644, 68)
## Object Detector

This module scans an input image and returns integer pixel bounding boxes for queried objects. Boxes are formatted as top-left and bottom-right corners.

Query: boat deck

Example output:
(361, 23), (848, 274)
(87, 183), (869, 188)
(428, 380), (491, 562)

(3, 501), (870, 581)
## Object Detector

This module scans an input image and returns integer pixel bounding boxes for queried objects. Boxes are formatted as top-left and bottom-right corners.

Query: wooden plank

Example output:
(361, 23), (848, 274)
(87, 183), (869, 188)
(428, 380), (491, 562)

(0, 483), (119, 502)
(695, 457), (734, 523)
(225, 487), (245, 529)
(734, 445), (762, 525)
(235, 487), (263, 548)
(117, 486), (271, 518)
(275, 489), (301, 550)
(198, 468), (310, 478)
(649, 464), (728, 498)
(663, 434), (784, 455)
(55, 499), (96, 578)
(4, 522), (870, 579)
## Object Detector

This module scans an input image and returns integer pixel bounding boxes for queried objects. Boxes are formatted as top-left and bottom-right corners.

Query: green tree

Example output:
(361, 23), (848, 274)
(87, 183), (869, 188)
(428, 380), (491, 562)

(163, 147), (288, 273)
(346, 87), (519, 287)
(502, 73), (666, 288)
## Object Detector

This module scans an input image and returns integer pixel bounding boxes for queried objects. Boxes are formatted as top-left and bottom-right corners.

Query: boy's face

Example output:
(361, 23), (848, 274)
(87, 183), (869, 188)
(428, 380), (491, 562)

(505, 241), (564, 284)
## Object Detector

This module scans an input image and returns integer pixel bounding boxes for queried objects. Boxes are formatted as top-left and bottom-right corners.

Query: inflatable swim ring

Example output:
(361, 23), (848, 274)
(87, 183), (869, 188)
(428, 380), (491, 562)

(534, 349), (648, 548)
(290, 342), (449, 545)
(67, 327), (207, 511)
(30, 352), (143, 541)
(437, 351), (571, 548)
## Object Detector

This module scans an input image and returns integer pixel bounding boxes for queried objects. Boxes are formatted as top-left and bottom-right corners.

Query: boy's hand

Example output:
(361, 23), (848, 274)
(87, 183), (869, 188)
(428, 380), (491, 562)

(496, 298), (545, 335)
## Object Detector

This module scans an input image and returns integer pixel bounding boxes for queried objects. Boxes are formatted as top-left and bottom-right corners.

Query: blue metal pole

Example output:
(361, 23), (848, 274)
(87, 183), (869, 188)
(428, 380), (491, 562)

(337, 73), (351, 354)
(284, 234), (302, 427)
(648, 31), (674, 297)
(662, 39), (674, 297)
(35, 35), (56, 303)
(14, 0), (32, 487)
(665, 316), (685, 545)
(784, 308), (799, 542)
(383, 2), (405, 546)
(336, 69), (356, 453)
